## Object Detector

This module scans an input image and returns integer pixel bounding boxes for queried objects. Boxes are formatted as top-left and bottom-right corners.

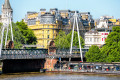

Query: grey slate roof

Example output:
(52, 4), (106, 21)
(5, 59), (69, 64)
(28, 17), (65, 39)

(3, 0), (12, 10)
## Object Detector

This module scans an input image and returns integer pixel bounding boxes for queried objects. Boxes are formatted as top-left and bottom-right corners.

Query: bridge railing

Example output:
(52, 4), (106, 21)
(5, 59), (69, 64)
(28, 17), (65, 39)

(1, 49), (48, 59)
(1, 48), (89, 59)
(56, 48), (89, 57)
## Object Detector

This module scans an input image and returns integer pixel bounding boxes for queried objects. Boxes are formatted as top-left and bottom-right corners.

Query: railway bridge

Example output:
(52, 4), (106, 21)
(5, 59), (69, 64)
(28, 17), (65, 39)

(0, 48), (88, 73)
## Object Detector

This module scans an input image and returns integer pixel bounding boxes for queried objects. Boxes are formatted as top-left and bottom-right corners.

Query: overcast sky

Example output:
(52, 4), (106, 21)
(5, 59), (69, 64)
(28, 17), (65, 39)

(0, 0), (120, 22)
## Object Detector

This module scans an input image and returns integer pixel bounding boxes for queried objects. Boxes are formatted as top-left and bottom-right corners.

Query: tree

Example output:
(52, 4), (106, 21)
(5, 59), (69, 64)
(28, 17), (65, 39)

(101, 26), (120, 63)
(54, 30), (85, 49)
(54, 30), (69, 49)
(67, 31), (85, 48)
(0, 21), (37, 49)
(0, 23), (2, 27)
(85, 45), (104, 62)
(12, 22), (26, 48)
(16, 21), (37, 45)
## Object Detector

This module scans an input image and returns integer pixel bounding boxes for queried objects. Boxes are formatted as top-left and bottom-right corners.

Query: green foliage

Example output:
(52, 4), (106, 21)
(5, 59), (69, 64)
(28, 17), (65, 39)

(54, 30), (85, 49)
(0, 23), (26, 48)
(101, 26), (120, 63)
(85, 45), (104, 62)
(67, 31), (85, 48)
(16, 21), (37, 45)
(54, 30), (69, 49)
(0, 23), (2, 31)
(12, 22), (26, 48)
(0, 23), (2, 27)
(85, 26), (120, 63)
(0, 21), (37, 49)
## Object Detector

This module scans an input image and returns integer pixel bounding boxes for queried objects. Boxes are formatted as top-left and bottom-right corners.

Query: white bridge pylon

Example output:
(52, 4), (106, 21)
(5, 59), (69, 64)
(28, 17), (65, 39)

(70, 11), (83, 62)
(0, 12), (13, 58)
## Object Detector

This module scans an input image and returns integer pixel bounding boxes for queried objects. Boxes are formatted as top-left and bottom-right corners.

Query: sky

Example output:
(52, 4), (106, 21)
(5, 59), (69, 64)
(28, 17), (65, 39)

(0, 0), (120, 22)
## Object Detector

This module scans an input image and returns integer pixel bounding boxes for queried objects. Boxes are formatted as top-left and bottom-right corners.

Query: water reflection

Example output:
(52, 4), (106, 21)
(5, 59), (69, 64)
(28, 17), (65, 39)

(0, 73), (120, 80)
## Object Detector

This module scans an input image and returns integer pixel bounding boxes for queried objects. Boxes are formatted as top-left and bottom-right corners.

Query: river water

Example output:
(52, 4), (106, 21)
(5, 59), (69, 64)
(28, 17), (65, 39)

(0, 72), (120, 80)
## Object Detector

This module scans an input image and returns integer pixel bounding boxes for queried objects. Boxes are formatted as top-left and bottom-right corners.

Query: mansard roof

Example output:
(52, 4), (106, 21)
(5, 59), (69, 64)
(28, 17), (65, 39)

(3, 0), (12, 10)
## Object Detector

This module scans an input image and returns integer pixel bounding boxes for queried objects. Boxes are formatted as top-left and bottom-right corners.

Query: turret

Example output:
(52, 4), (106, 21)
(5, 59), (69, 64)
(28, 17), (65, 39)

(1, 0), (13, 26)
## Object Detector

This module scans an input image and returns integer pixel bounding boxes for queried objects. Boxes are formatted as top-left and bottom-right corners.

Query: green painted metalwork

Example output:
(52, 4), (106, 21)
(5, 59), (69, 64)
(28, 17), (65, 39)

(1, 49), (48, 60)
(1, 48), (89, 60)
(56, 48), (89, 56)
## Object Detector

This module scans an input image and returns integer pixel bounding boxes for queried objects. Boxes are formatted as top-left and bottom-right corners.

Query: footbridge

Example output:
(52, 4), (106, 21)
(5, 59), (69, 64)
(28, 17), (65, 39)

(0, 48), (89, 60)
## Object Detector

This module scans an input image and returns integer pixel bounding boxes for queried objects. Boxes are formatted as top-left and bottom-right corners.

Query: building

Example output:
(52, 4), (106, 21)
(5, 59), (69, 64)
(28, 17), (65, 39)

(25, 11), (63, 49)
(85, 30), (109, 48)
(95, 16), (120, 32)
(24, 8), (95, 49)
(0, 0), (13, 27)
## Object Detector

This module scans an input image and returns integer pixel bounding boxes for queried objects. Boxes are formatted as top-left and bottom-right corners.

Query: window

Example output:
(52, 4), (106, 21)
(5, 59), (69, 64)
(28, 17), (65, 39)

(85, 38), (88, 41)
(94, 38), (96, 42)
(48, 35), (49, 38)
(53, 30), (54, 34)
(48, 25), (49, 28)
(90, 38), (92, 42)
(97, 38), (99, 42)
(42, 30), (44, 34)
(102, 38), (103, 41)
(42, 35), (44, 38)
(48, 30), (49, 34)
(47, 40), (49, 44)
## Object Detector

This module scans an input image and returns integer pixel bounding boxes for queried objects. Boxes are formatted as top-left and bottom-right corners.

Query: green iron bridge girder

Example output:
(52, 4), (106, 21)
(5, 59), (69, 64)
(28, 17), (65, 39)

(0, 48), (89, 60)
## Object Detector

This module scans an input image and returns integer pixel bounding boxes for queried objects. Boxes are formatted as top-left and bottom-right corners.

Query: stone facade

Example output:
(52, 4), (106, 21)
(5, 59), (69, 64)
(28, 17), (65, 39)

(0, 0), (13, 27)
(85, 30), (109, 48)
(24, 9), (95, 49)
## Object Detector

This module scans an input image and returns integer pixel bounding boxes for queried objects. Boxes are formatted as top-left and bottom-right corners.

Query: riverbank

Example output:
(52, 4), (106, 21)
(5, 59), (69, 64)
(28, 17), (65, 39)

(46, 69), (120, 75)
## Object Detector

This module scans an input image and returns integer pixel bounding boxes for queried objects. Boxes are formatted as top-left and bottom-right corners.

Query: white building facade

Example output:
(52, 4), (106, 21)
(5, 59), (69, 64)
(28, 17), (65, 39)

(0, 0), (13, 27)
(96, 16), (114, 29)
(85, 30), (109, 48)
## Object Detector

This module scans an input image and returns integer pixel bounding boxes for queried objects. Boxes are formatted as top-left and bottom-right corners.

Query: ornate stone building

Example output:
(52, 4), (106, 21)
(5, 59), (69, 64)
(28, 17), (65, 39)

(24, 8), (95, 49)
(0, 0), (13, 27)
(85, 30), (109, 48)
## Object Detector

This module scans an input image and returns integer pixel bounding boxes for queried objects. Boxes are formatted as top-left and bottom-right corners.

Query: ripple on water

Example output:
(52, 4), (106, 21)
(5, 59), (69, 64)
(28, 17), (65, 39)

(0, 73), (120, 80)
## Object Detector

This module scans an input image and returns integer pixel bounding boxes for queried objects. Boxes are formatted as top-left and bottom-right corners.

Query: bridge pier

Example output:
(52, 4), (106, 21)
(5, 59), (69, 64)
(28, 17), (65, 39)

(44, 58), (58, 70)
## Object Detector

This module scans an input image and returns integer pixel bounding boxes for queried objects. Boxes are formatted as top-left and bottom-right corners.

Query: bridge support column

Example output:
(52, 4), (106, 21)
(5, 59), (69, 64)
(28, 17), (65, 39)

(44, 58), (58, 70)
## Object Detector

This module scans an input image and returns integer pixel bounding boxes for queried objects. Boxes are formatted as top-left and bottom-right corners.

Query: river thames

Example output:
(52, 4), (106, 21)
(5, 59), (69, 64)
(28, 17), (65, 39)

(0, 72), (120, 80)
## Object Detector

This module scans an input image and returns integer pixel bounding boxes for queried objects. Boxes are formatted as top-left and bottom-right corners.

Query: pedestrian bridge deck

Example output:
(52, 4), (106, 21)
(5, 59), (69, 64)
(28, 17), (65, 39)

(0, 48), (89, 60)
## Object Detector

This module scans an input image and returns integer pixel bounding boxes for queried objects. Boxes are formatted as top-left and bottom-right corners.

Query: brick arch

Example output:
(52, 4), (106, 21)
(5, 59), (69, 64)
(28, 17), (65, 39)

(48, 40), (56, 55)
(49, 40), (55, 47)
(6, 40), (14, 49)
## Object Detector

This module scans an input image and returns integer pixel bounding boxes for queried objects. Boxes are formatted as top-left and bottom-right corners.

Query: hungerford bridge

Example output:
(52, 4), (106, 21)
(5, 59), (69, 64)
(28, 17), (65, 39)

(0, 12), (89, 73)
